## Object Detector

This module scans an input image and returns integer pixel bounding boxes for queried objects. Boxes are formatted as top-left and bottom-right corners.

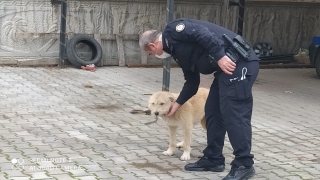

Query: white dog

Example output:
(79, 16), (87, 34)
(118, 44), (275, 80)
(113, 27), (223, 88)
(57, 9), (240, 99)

(148, 88), (209, 160)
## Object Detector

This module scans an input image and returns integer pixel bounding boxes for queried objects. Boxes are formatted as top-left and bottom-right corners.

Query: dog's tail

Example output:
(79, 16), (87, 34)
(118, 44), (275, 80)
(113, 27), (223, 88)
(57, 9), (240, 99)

(201, 117), (207, 131)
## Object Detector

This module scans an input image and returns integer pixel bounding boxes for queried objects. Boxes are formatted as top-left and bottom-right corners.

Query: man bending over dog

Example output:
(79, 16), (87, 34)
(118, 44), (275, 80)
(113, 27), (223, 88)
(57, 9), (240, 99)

(139, 18), (260, 180)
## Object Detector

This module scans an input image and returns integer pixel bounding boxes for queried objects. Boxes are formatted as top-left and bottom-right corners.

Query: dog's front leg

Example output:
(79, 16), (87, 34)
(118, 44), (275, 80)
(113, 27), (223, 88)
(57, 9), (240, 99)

(163, 125), (177, 156)
(180, 123), (193, 161)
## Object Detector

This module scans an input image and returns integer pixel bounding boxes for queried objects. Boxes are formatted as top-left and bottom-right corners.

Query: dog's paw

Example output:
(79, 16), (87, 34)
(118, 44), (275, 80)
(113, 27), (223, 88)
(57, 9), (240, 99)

(180, 152), (191, 161)
(176, 141), (184, 148)
(162, 150), (173, 156)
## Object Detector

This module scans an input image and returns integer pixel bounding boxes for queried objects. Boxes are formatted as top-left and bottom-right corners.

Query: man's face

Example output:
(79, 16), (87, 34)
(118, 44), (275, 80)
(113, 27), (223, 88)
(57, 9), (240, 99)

(145, 40), (163, 56)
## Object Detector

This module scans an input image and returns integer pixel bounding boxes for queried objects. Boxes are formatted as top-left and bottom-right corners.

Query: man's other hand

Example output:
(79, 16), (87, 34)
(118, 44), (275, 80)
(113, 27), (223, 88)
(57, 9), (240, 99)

(217, 56), (236, 75)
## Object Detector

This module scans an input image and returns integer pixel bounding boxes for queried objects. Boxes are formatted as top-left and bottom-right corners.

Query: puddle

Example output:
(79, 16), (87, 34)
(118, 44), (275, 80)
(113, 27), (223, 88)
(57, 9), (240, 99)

(94, 105), (120, 110)
(131, 162), (180, 172)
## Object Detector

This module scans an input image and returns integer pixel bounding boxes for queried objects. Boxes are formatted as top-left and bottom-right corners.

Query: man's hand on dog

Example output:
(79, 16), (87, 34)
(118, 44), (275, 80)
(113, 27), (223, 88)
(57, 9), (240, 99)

(167, 102), (181, 117)
(218, 55), (236, 75)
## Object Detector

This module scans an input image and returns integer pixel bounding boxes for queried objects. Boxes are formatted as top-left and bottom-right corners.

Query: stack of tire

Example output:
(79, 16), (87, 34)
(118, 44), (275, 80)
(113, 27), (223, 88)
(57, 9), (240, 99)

(66, 35), (102, 68)
(253, 42), (273, 58)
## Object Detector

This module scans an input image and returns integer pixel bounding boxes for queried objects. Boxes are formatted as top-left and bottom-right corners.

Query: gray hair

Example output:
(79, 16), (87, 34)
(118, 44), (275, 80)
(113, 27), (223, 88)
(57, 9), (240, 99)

(139, 30), (161, 50)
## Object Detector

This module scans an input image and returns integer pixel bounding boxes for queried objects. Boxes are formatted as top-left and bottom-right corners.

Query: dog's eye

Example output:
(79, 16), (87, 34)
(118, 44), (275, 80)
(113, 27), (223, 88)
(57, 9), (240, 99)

(152, 103), (154, 105)
(160, 103), (164, 105)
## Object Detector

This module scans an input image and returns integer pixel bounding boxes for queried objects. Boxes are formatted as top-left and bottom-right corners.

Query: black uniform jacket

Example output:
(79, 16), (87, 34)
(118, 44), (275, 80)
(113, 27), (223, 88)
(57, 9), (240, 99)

(161, 18), (259, 105)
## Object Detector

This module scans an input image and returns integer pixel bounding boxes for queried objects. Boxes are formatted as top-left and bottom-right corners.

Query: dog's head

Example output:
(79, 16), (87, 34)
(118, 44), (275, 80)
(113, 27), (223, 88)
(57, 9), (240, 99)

(148, 91), (176, 116)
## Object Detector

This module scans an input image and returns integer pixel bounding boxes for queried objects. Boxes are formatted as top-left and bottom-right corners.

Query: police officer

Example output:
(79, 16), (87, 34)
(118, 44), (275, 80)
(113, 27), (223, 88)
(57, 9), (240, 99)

(139, 18), (259, 180)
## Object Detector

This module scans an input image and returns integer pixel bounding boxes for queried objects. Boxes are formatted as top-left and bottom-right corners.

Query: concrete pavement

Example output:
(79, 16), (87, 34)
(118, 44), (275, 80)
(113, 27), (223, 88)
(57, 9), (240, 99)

(0, 66), (319, 180)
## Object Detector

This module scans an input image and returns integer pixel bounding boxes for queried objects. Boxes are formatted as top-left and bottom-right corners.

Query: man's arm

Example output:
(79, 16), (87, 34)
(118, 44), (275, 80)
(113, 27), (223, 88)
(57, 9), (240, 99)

(175, 68), (200, 105)
(167, 69), (200, 117)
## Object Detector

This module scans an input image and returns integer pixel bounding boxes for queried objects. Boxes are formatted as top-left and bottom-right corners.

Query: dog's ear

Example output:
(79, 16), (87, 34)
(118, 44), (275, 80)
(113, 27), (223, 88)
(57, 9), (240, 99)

(169, 96), (175, 102)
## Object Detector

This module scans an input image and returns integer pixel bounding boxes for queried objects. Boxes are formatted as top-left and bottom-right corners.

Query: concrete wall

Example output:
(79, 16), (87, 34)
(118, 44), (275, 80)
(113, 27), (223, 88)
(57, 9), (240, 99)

(0, 0), (319, 66)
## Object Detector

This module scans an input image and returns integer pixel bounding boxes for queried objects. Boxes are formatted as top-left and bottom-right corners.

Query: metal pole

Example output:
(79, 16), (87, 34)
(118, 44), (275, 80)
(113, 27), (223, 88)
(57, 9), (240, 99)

(162, 0), (174, 91)
(237, 0), (245, 36)
(59, 0), (67, 67)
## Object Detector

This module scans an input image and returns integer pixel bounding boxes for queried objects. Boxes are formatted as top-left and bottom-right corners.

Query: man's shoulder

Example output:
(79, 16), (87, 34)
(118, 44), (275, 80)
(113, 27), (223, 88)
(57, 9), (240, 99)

(166, 18), (217, 30)
(166, 18), (188, 29)
(169, 18), (189, 24)
(165, 18), (195, 33)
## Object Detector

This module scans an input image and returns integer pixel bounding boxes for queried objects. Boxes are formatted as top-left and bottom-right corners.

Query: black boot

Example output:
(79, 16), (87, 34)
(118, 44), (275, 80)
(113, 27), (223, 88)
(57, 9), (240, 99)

(184, 156), (225, 172)
(222, 166), (255, 180)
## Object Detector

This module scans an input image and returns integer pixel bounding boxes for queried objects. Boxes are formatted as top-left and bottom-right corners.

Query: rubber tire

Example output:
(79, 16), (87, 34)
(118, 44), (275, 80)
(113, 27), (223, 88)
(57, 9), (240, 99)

(253, 43), (273, 57)
(66, 35), (102, 68)
(316, 53), (320, 78)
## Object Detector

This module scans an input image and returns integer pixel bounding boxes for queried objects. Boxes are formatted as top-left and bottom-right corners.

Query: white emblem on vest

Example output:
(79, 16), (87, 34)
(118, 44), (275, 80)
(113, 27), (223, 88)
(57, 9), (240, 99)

(176, 23), (185, 32)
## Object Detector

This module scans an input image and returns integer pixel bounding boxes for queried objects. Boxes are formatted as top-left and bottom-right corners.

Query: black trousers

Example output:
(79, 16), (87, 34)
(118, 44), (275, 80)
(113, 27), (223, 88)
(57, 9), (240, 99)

(203, 59), (259, 167)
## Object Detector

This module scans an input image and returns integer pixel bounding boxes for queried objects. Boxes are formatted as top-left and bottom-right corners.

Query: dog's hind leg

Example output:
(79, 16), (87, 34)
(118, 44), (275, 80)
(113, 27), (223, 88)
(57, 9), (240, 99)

(201, 117), (207, 131)
(163, 125), (177, 156)
(176, 141), (184, 148)
(180, 123), (193, 161)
